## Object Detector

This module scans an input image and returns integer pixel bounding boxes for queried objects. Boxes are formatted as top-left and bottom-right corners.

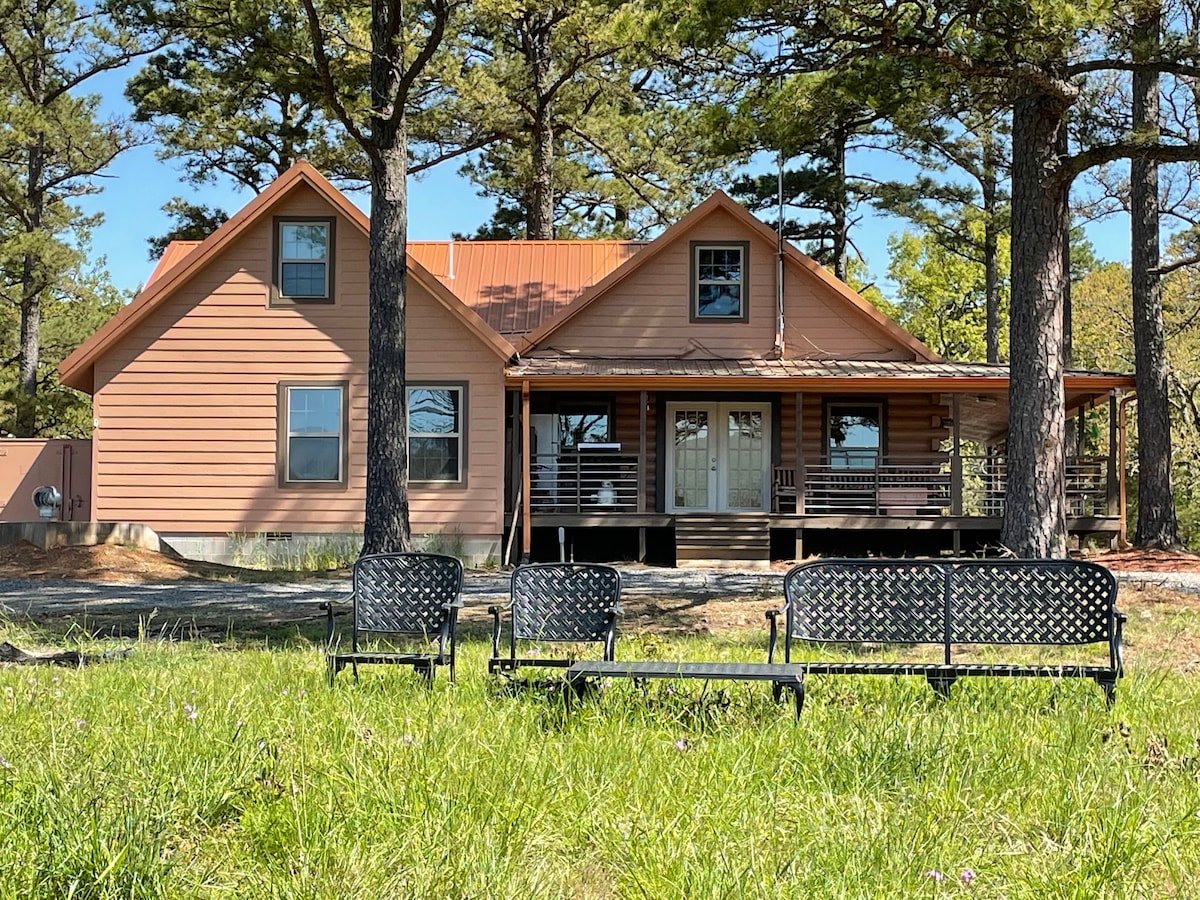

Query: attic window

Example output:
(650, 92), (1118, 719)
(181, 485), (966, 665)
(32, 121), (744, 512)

(273, 217), (335, 304)
(691, 241), (749, 322)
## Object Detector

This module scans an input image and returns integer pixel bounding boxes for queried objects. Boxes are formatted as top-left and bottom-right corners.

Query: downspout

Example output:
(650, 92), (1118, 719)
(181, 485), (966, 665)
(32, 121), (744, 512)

(1118, 391), (1137, 548)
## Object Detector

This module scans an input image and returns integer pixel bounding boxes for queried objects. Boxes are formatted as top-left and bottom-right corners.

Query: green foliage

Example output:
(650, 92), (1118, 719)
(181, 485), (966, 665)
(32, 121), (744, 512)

(0, 0), (160, 435)
(887, 224), (1011, 361)
(228, 532), (361, 571)
(124, 0), (368, 194)
(145, 200), (228, 260)
(0, 616), (1196, 895)
(454, 0), (733, 238)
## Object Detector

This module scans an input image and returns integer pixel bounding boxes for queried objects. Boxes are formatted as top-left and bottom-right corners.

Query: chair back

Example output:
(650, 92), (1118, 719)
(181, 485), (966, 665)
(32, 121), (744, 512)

(352, 553), (463, 637)
(510, 563), (621, 643)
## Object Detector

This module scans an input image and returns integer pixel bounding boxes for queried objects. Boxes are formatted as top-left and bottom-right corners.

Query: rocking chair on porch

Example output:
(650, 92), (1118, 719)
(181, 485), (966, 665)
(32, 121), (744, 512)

(772, 466), (797, 513)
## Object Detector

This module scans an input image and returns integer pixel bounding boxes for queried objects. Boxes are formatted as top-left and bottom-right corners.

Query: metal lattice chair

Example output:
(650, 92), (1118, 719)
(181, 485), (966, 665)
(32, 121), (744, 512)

(488, 563), (622, 675)
(325, 552), (464, 686)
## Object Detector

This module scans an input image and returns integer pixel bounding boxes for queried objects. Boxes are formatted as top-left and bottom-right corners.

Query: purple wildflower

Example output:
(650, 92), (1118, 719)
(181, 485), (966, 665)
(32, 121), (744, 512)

(674, 739), (688, 751)
(183, 703), (198, 721)
(924, 869), (945, 882)
(960, 869), (976, 885)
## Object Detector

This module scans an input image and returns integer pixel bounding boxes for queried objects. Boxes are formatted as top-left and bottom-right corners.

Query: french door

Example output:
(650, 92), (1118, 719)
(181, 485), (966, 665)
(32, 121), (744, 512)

(667, 402), (771, 513)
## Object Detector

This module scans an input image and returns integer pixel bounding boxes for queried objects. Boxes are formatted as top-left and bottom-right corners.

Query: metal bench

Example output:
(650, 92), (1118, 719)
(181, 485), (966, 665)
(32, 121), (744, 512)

(489, 563), (622, 676)
(775, 558), (1126, 713)
(325, 552), (464, 686)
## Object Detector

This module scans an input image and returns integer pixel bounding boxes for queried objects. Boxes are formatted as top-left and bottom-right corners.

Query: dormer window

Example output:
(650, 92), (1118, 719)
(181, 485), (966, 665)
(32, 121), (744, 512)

(691, 241), (749, 322)
(273, 217), (335, 304)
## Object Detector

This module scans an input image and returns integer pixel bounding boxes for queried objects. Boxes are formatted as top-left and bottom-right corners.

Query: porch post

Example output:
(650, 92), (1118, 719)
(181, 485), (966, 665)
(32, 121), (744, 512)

(638, 390), (648, 562)
(1107, 392), (1119, 516)
(950, 394), (962, 516)
(795, 392), (805, 560)
(521, 380), (531, 563)
(795, 392), (805, 514)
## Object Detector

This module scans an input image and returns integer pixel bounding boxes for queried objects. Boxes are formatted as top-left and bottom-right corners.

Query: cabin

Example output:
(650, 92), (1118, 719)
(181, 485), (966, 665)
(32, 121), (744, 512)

(57, 162), (1132, 566)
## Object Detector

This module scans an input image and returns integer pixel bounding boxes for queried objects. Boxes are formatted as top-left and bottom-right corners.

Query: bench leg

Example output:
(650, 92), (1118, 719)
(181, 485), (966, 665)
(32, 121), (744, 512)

(328, 655), (343, 686)
(1096, 676), (1117, 707)
(927, 673), (956, 698)
(774, 680), (805, 717)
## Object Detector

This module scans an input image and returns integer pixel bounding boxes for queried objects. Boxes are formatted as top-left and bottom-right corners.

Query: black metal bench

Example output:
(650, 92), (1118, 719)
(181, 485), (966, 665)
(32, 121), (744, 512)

(775, 558), (1126, 713)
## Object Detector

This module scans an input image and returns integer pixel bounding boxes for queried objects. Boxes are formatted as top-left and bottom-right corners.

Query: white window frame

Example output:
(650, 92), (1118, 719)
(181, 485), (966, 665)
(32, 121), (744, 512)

(692, 242), (748, 321)
(280, 382), (346, 486)
(277, 220), (331, 301)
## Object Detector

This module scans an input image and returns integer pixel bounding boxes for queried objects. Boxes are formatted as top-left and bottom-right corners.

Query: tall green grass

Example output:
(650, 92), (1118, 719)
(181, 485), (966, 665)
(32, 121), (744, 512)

(0, 626), (1196, 898)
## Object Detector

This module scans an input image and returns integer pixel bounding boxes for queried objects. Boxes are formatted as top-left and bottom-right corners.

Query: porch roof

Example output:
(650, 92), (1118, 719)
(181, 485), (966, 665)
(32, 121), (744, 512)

(504, 356), (1134, 392)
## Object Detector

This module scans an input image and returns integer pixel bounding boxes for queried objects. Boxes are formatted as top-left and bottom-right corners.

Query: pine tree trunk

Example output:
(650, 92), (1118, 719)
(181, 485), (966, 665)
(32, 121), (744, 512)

(1000, 89), (1068, 559)
(361, 0), (411, 555)
(981, 129), (1001, 365)
(363, 137), (412, 555)
(525, 7), (554, 240)
(1131, 2), (1179, 548)
(14, 47), (47, 438)
(832, 127), (848, 282)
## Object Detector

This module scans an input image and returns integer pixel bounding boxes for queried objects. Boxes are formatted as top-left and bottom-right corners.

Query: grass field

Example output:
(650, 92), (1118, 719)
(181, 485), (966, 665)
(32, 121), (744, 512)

(0, 587), (1198, 899)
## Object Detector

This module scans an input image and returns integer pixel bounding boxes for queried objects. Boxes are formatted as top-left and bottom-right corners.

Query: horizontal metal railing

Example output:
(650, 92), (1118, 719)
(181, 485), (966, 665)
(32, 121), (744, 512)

(791, 454), (1111, 518)
(803, 455), (950, 515)
(530, 452), (639, 513)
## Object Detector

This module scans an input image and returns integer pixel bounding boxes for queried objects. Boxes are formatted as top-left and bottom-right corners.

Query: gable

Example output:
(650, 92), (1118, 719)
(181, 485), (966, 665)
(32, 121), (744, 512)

(60, 162), (513, 393)
(523, 197), (932, 362)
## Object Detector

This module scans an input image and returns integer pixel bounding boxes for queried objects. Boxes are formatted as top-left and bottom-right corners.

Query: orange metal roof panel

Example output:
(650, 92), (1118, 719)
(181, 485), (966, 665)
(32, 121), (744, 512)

(145, 241), (202, 287)
(408, 240), (645, 337)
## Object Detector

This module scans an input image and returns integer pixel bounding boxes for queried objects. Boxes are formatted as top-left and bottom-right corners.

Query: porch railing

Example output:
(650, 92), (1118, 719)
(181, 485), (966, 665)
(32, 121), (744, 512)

(803, 455), (950, 515)
(795, 453), (1112, 518)
(530, 451), (639, 513)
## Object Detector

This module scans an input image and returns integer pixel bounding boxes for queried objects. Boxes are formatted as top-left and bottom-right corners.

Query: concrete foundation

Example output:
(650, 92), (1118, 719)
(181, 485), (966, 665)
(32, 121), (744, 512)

(0, 521), (171, 553)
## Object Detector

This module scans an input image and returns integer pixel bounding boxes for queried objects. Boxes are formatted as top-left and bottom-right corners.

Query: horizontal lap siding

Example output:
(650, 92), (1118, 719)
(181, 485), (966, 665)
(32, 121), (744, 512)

(92, 184), (504, 541)
(541, 211), (778, 357)
(782, 276), (914, 360)
(406, 285), (505, 539)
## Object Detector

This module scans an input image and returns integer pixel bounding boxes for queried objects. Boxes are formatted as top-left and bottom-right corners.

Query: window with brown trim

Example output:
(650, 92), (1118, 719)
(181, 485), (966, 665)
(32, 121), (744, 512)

(272, 217), (335, 304)
(826, 401), (884, 468)
(690, 241), (749, 322)
(278, 382), (348, 487)
(409, 384), (466, 483)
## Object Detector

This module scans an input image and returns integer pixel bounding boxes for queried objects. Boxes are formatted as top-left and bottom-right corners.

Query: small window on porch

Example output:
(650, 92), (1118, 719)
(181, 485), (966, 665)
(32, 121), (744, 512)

(827, 403), (882, 468)
(558, 403), (611, 451)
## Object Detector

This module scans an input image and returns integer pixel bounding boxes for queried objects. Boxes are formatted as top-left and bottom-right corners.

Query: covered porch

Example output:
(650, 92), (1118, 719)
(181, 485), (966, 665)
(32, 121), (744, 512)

(505, 358), (1133, 564)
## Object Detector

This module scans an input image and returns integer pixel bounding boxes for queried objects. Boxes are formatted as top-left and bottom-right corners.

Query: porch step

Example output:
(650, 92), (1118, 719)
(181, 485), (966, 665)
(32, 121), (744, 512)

(674, 515), (770, 563)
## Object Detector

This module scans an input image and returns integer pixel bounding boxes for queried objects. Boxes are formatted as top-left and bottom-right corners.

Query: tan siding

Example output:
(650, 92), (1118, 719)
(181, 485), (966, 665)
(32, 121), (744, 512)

(92, 182), (505, 542)
(532, 207), (918, 361)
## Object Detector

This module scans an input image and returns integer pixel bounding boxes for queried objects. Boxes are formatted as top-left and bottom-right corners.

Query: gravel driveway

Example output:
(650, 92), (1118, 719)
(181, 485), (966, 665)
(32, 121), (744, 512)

(1, 566), (1197, 636)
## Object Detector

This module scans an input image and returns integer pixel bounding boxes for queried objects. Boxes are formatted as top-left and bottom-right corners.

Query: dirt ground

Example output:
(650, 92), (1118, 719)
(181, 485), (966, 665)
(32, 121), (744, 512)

(4, 540), (1200, 583)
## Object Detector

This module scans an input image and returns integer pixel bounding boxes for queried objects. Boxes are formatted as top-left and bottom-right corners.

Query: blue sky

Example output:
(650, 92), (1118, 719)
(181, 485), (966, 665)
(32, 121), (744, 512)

(77, 67), (1133, 299)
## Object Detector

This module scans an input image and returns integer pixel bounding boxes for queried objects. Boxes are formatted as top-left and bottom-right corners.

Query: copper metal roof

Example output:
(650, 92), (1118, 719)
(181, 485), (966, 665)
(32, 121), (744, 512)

(505, 356), (1131, 383)
(145, 241), (202, 287)
(408, 240), (645, 336)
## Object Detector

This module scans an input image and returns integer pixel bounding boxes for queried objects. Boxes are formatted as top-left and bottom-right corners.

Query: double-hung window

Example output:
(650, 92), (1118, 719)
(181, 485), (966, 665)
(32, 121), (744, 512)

(280, 382), (346, 486)
(409, 385), (465, 483)
(691, 241), (749, 321)
(274, 218), (335, 303)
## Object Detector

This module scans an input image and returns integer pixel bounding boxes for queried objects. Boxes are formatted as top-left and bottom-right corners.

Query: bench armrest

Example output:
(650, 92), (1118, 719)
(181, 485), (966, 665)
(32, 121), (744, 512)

(766, 605), (786, 664)
(321, 594), (353, 645)
(1113, 608), (1127, 676)
(488, 603), (509, 658)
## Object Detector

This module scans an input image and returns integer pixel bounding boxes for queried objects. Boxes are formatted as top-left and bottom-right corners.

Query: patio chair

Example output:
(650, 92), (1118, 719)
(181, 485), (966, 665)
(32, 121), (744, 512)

(488, 563), (622, 676)
(325, 552), (464, 686)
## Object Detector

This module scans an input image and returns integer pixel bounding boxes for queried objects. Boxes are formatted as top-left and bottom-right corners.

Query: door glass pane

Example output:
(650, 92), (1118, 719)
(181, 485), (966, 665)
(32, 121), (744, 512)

(725, 409), (764, 509)
(828, 405), (881, 468)
(673, 409), (710, 509)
